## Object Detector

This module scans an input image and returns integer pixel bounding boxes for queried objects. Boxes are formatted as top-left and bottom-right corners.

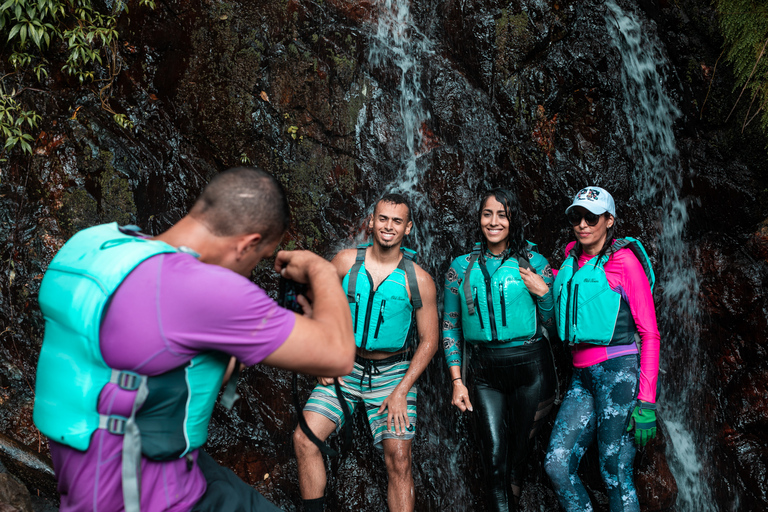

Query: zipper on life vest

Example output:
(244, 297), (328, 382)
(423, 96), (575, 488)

(354, 293), (360, 333)
(361, 271), (377, 350)
(484, 276), (498, 340)
(474, 288), (484, 329)
(564, 278), (574, 343)
(573, 284), (579, 329)
(373, 300), (386, 338)
(499, 283), (507, 326)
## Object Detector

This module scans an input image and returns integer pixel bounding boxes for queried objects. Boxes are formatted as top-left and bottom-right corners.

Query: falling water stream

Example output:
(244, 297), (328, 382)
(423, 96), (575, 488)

(364, 0), (436, 265)
(606, 2), (715, 510)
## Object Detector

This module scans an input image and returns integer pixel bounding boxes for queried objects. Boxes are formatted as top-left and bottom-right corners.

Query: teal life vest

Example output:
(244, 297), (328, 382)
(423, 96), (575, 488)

(33, 223), (233, 511)
(343, 243), (422, 352)
(458, 242), (539, 344)
(553, 237), (655, 346)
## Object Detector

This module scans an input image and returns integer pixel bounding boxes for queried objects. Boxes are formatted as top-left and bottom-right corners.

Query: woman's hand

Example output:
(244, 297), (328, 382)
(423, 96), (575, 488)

(519, 267), (549, 297)
(451, 379), (473, 412)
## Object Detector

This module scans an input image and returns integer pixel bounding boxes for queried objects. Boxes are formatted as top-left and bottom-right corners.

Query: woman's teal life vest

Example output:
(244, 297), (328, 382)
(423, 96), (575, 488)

(33, 223), (231, 460)
(458, 242), (539, 344)
(553, 237), (655, 346)
(342, 243), (422, 352)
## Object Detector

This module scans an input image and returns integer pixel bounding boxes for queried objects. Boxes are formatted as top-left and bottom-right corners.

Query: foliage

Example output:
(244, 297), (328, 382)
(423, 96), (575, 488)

(60, 3), (120, 83)
(716, 0), (768, 133)
(0, 86), (40, 158)
(0, 0), (155, 157)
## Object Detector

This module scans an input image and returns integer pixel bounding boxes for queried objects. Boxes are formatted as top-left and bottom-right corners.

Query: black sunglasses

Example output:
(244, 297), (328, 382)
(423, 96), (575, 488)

(567, 209), (601, 226)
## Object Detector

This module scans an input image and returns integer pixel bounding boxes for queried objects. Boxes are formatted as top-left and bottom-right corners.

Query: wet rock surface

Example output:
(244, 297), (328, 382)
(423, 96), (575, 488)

(0, 0), (766, 510)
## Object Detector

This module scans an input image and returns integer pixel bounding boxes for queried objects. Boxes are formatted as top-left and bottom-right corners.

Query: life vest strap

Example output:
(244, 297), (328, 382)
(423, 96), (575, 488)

(462, 246), (482, 316)
(219, 362), (241, 410)
(98, 370), (151, 512)
(463, 243), (536, 316)
(346, 245), (368, 303)
(347, 243), (422, 308)
(397, 256), (422, 309)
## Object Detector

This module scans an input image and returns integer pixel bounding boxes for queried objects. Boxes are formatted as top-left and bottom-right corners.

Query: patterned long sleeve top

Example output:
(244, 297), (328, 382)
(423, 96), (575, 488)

(442, 246), (554, 367)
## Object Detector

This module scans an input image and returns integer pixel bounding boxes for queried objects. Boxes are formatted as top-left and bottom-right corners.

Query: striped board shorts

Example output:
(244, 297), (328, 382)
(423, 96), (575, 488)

(304, 354), (417, 449)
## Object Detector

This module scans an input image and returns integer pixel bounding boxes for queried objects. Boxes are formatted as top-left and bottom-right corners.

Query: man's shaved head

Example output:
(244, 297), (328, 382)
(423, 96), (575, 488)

(190, 167), (290, 241)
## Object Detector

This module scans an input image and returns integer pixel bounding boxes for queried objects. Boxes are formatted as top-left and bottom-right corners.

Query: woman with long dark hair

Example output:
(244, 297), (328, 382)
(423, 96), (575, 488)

(544, 186), (660, 512)
(442, 188), (556, 512)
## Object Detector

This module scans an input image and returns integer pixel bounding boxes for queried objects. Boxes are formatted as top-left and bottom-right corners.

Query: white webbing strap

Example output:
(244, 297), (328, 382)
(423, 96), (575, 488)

(121, 375), (149, 512)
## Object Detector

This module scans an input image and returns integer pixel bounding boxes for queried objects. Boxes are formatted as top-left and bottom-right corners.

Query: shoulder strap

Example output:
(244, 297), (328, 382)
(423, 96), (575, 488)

(346, 244), (369, 303)
(462, 244), (482, 316)
(117, 224), (147, 237)
(516, 241), (539, 271)
(568, 244), (580, 262)
(400, 246), (418, 263)
(621, 237), (656, 291)
(397, 256), (422, 309)
(604, 238), (655, 290)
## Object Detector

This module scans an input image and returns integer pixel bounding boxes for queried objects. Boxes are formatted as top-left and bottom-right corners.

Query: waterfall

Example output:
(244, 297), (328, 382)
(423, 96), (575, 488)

(605, 2), (715, 510)
(364, 0), (436, 267)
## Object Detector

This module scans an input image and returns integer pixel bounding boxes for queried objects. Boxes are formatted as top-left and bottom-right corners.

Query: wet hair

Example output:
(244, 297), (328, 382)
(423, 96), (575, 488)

(375, 193), (412, 224)
(478, 188), (526, 256)
(189, 167), (290, 242)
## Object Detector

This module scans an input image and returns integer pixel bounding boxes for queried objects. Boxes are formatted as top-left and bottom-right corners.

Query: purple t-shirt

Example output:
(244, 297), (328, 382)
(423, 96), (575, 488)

(48, 252), (295, 511)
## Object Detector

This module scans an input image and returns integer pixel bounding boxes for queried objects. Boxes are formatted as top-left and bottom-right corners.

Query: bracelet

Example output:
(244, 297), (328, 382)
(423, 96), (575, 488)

(452, 377), (462, 382)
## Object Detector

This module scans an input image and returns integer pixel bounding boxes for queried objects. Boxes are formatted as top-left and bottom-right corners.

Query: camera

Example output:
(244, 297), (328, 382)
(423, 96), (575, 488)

(278, 277), (307, 314)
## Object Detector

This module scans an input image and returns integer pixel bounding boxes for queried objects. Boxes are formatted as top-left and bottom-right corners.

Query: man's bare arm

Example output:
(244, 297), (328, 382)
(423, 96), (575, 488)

(330, 248), (357, 280)
(263, 250), (355, 376)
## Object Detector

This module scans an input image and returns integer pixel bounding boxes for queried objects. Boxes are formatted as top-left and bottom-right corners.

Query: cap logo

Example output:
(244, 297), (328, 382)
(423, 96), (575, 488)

(577, 188), (600, 202)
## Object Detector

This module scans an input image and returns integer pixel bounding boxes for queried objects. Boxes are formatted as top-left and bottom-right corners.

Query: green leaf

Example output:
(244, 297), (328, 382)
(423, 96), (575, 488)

(7, 22), (20, 41)
(31, 24), (42, 47)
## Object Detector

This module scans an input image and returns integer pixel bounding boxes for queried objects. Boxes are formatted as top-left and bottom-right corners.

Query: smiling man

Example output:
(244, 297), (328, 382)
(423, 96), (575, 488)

(293, 193), (439, 512)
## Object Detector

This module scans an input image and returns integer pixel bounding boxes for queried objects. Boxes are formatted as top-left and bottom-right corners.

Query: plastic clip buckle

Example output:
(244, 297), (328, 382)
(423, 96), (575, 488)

(106, 416), (128, 435)
(117, 371), (142, 391)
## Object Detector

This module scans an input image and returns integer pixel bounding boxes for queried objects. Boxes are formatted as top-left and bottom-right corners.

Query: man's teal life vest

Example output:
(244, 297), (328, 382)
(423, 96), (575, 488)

(553, 237), (655, 346)
(33, 223), (231, 460)
(343, 243), (422, 352)
(458, 242), (539, 344)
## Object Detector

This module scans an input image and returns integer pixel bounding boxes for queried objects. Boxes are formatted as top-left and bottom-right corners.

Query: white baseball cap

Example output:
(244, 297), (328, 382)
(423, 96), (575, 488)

(565, 187), (616, 217)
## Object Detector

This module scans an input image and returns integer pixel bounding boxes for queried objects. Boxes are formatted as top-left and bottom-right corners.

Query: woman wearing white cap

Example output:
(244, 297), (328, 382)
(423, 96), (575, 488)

(544, 186), (660, 512)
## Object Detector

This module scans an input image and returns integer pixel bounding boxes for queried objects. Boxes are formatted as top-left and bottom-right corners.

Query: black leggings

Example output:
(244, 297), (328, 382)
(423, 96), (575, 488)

(470, 341), (556, 512)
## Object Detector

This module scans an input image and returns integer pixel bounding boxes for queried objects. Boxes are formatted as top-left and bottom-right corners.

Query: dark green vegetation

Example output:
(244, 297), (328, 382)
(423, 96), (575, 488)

(0, 0), (157, 156)
(716, 0), (768, 135)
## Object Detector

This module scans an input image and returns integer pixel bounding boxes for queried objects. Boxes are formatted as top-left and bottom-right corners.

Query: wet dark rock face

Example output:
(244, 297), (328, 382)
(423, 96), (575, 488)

(0, 0), (766, 510)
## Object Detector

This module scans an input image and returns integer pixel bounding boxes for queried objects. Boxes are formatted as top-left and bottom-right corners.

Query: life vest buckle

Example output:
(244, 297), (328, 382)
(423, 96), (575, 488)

(116, 370), (142, 391)
(106, 415), (128, 435)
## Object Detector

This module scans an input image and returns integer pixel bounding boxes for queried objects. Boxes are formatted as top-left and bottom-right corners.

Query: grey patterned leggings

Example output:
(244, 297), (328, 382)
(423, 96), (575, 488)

(544, 355), (640, 512)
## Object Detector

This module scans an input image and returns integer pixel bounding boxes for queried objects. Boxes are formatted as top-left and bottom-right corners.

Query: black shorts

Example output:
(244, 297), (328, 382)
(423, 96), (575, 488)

(191, 450), (283, 512)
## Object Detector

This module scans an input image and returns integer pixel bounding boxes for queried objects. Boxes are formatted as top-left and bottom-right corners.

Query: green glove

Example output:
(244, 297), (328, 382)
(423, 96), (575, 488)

(626, 401), (657, 447)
